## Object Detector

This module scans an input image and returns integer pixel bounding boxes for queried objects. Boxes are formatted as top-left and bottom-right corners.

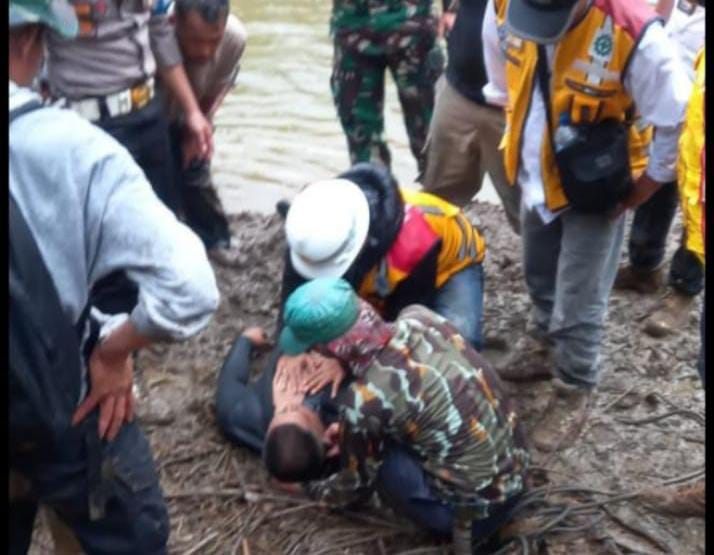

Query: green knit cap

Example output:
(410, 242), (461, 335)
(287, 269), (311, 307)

(10, 0), (78, 37)
(279, 277), (360, 355)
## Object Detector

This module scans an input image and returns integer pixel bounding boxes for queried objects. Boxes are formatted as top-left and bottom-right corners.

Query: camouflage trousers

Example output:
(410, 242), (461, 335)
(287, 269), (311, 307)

(330, 24), (444, 174)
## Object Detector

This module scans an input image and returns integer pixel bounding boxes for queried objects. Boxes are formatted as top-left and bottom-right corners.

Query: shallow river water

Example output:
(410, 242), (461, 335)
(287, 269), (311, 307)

(213, 0), (498, 214)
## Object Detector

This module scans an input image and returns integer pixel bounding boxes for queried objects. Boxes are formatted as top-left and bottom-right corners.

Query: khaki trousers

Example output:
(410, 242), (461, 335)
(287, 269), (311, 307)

(422, 76), (521, 234)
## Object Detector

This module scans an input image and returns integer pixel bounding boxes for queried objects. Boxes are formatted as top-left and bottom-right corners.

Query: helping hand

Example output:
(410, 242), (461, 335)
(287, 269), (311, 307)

(182, 110), (214, 168)
(438, 12), (456, 38)
(322, 422), (341, 458)
(299, 355), (346, 398)
(612, 173), (662, 220)
(242, 326), (270, 348)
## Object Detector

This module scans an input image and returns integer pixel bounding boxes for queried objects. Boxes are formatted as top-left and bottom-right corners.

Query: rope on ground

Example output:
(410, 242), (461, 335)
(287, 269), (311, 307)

(489, 465), (704, 555)
(616, 408), (705, 427)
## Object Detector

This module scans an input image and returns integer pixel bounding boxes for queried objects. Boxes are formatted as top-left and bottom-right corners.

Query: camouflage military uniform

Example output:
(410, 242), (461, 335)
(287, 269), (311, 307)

(330, 0), (445, 173)
(307, 304), (529, 519)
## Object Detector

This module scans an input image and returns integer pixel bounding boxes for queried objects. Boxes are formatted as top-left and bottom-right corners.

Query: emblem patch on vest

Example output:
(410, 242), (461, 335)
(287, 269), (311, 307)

(593, 35), (612, 57)
(586, 16), (614, 86)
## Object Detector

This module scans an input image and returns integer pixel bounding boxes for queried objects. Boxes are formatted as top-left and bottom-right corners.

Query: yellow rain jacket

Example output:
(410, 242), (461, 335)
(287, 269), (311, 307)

(677, 48), (706, 264)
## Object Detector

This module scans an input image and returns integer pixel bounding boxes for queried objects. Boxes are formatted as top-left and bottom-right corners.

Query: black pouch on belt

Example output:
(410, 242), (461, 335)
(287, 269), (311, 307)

(536, 45), (632, 214)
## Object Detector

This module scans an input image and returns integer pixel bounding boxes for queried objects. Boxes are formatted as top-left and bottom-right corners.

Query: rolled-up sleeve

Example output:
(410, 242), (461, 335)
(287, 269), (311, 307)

(149, 12), (182, 68)
(624, 21), (690, 183)
(84, 135), (219, 341)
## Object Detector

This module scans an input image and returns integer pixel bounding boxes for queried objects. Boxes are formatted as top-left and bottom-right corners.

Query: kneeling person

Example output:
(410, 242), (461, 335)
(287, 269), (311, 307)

(266, 278), (529, 546)
(281, 162), (486, 349)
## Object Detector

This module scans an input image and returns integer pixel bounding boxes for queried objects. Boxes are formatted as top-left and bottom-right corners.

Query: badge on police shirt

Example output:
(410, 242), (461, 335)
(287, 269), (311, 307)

(677, 0), (697, 15)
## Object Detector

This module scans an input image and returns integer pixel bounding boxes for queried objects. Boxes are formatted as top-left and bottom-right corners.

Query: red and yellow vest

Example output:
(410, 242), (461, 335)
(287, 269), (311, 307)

(677, 48), (705, 264)
(494, 0), (656, 211)
(358, 189), (485, 304)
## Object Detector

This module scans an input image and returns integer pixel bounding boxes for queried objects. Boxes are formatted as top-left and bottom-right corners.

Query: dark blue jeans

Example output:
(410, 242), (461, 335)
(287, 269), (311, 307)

(628, 180), (704, 296)
(430, 263), (484, 350)
(376, 445), (521, 543)
(10, 419), (169, 555)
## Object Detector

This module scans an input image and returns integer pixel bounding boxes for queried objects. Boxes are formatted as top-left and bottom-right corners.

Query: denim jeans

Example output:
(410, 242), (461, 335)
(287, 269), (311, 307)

(430, 263), (484, 350)
(521, 205), (625, 388)
(628, 180), (704, 297)
(375, 444), (521, 543)
(10, 419), (169, 555)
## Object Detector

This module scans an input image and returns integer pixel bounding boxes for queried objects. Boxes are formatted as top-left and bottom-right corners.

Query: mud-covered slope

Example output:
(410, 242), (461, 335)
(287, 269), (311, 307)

(31, 203), (705, 555)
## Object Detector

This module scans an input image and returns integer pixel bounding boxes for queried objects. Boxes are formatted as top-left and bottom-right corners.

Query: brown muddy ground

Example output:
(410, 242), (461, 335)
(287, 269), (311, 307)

(31, 203), (705, 554)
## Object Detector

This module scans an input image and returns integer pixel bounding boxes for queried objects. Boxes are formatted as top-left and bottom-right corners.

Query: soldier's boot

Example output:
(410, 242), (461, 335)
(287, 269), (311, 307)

(613, 264), (664, 295)
(493, 335), (553, 382)
(531, 378), (593, 452)
(638, 479), (705, 518)
(643, 288), (696, 338)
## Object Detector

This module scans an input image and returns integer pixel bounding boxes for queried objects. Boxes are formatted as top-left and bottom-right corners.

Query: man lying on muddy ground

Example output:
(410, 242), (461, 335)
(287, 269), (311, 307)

(258, 277), (530, 551)
(215, 327), (350, 457)
(279, 162), (487, 350)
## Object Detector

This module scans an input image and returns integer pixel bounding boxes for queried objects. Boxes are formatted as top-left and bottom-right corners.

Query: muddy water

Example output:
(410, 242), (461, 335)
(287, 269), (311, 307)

(213, 0), (499, 214)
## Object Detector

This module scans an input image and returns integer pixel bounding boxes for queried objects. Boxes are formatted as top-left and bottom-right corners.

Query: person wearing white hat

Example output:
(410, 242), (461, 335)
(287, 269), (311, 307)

(279, 162), (487, 350)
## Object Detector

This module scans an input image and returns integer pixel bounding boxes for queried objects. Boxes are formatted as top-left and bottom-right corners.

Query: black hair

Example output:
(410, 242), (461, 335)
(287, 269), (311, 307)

(175, 0), (229, 24)
(263, 424), (325, 482)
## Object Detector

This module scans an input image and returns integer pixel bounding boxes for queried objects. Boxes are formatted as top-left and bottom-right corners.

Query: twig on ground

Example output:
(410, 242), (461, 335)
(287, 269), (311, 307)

(183, 531), (220, 555)
(158, 447), (223, 470)
(264, 501), (324, 521)
(311, 530), (402, 555)
(602, 505), (672, 554)
(600, 385), (638, 413)
(165, 487), (245, 500)
(659, 467), (705, 486)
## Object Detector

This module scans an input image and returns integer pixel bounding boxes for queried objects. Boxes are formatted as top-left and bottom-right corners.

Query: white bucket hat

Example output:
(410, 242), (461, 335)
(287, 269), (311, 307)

(286, 179), (370, 279)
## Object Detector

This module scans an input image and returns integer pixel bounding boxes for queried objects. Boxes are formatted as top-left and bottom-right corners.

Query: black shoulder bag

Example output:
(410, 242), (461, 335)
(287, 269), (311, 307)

(536, 45), (633, 214)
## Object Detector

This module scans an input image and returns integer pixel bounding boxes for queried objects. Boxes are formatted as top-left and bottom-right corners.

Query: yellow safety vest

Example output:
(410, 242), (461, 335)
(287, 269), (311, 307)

(494, 0), (656, 211)
(677, 48), (705, 264)
(358, 189), (485, 303)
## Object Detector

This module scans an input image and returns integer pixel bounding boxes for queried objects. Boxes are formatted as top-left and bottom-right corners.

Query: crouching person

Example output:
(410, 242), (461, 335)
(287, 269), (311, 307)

(264, 278), (529, 550)
(281, 162), (487, 349)
(9, 2), (219, 553)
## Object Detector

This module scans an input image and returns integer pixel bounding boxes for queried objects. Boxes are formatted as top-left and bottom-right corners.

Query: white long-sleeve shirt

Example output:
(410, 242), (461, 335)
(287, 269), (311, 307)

(482, 0), (691, 223)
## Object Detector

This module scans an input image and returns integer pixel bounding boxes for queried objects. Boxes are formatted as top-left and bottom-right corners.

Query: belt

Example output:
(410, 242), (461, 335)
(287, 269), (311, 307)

(66, 78), (155, 122)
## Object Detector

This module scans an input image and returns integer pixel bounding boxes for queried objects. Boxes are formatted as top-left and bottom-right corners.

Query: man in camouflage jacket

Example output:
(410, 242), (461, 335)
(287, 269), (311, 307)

(276, 278), (529, 544)
(330, 0), (449, 173)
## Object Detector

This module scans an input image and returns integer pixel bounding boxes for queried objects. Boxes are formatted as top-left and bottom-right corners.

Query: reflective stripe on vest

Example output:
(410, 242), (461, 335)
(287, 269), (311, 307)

(494, 0), (656, 211)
